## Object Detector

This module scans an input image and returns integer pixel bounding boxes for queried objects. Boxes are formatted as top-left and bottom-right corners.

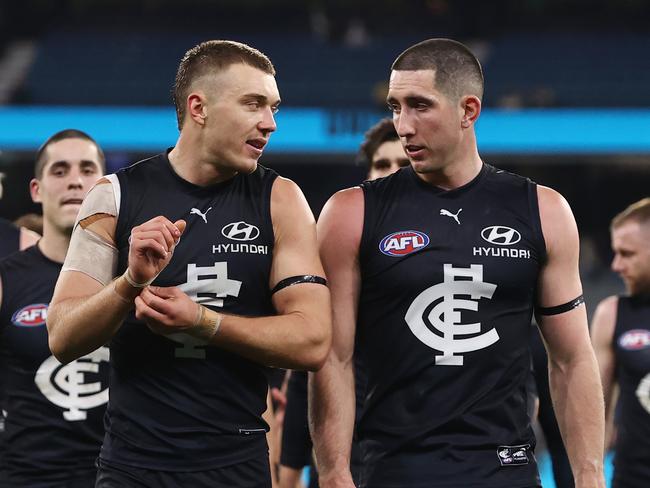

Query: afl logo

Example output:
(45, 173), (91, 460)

(619, 329), (650, 350)
(12, 303), (48, 327)
(379, 230), (429, 257)
(222, 221), (260, 241)
(481, 226), (521, 246)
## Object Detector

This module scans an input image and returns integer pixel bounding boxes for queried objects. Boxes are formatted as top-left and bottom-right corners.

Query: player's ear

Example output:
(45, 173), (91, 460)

(187, 91), (208, 126)
(460, 95), (481, 129)
(29, 178), (42, 204)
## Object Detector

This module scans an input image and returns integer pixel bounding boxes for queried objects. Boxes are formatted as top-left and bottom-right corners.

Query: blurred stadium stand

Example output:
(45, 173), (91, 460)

(1, 0), (649, 311)
(13, 30), (650, 108)
(1, 2), (647, 486)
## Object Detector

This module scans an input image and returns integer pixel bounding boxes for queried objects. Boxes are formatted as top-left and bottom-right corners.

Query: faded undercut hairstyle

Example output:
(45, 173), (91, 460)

(34, 129), (106, 179)
(356, 118), (399, 171)
(391, 38), (484, 101)
(611, 197), (650, 230)
(173, 40), (276, 130)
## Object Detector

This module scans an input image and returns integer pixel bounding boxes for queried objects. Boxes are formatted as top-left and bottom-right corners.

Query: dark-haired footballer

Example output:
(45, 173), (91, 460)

(310, 38), (605, 488)
(0, 129), (107, 486)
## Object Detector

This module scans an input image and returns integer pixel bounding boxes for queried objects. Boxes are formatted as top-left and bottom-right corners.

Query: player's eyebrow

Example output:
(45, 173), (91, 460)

(240, 93), (282, 107)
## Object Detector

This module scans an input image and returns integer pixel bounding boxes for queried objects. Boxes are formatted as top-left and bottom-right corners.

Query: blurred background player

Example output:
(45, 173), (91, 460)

(0, 171), (39, 258)
(357, 117), (410, 181)
(592, 198), (650, 488)
(0, 129), (107, 486)
(278, 118), (406, 488)
(0, 170), (40, 482)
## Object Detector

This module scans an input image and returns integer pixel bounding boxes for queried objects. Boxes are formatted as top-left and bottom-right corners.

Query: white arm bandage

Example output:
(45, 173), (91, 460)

(62, 176), (120, 286)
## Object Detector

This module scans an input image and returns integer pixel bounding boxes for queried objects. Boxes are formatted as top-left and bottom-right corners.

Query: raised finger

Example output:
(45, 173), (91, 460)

(147, 223), (176, 251)
(144, 217), (182, 243)
(131, 237), (169, 260)
(137, 215), (175, 231)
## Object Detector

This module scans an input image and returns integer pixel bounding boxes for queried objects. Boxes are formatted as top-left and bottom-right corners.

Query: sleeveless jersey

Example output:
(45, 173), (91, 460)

(612, 295), (650, 488)
(0, 217), (19, 479)
(357, 164), (545, 487)
(0, 245), (108, 484)
(102, 151), (278, 471)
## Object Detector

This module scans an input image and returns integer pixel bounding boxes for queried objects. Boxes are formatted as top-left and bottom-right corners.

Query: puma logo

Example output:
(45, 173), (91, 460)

(190, 207), (212, 224)
(440, 208), (462, 225)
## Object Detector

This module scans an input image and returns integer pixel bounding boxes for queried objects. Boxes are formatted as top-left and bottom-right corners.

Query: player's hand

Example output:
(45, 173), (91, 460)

(127, 217), (186, 285)
(134, 285), (198, 336)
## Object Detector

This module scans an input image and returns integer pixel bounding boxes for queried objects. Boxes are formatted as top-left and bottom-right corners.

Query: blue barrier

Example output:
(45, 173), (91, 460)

(1, 107), (650, 154)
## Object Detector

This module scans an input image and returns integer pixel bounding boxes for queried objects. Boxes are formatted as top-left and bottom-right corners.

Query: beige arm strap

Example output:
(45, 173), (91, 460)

(62, 176), (120, 285)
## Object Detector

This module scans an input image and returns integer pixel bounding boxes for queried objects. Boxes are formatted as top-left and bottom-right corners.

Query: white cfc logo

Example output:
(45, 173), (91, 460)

(404, 264), (499, 366)
(170, 262), (242, 359)
(35, 347), (109, 421)
(636, 372), (650, 414)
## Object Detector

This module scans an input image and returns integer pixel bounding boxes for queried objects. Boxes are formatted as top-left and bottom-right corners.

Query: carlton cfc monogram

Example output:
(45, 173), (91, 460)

(404, 263), (499, 365)
(34, 347), (110, 421)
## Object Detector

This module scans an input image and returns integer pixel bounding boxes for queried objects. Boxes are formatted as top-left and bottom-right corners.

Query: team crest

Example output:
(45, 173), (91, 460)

(404, 263), (499, 365)
(35, 347), (110, 421)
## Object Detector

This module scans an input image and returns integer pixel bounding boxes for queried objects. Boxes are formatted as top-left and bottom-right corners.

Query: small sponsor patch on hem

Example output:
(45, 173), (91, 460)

(238, 428), (266, 435)
(497, 444), (530, 466)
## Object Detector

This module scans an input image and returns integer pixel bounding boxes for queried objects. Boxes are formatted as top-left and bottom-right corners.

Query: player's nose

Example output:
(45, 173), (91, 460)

(394, 111), (415, 138)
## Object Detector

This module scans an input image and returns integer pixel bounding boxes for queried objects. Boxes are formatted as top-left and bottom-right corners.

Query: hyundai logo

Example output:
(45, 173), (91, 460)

(481, 226), (521, 246)
(222, 221), (260, 241)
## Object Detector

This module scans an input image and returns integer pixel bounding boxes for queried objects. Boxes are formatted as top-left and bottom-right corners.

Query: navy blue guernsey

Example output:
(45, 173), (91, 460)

(356, 164), (545, 488)
(612, 295), (650, 488)
(0, 245), (108, 484)
(0, 217), (19, 478)
(103, 151), (278, 471)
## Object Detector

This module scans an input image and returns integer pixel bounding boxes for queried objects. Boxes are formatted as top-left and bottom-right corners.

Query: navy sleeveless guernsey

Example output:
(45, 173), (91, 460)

(356, 164), (545, 487)
(102, 151), (278, 471)
(612, 295), (650, 488)
(0, 217), (19, 480)
(0, 245), (108, 485)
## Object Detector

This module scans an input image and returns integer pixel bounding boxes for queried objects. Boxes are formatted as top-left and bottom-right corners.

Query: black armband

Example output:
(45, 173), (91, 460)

(271, 275), (327, 295)
(536, 295), (585, 316)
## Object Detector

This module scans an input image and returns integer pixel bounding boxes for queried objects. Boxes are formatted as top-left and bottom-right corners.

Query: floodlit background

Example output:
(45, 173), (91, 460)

(1, 2), (648, 484)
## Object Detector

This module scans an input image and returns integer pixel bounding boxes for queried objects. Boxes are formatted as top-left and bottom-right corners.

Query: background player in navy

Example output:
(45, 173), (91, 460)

(277, 118), (406, 488)
(0, 171), (40, 258)
(0, 171), (40, 480)
(310, 39), (605, 488)
(358, 118), (410, 181)
(47, 40), (331, 487)
(0, 129), (106, 486)
(592, 198), (650, 488)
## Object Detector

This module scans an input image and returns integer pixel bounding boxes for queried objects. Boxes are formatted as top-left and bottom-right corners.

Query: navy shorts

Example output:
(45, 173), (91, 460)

(95, 456), (271, 488)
